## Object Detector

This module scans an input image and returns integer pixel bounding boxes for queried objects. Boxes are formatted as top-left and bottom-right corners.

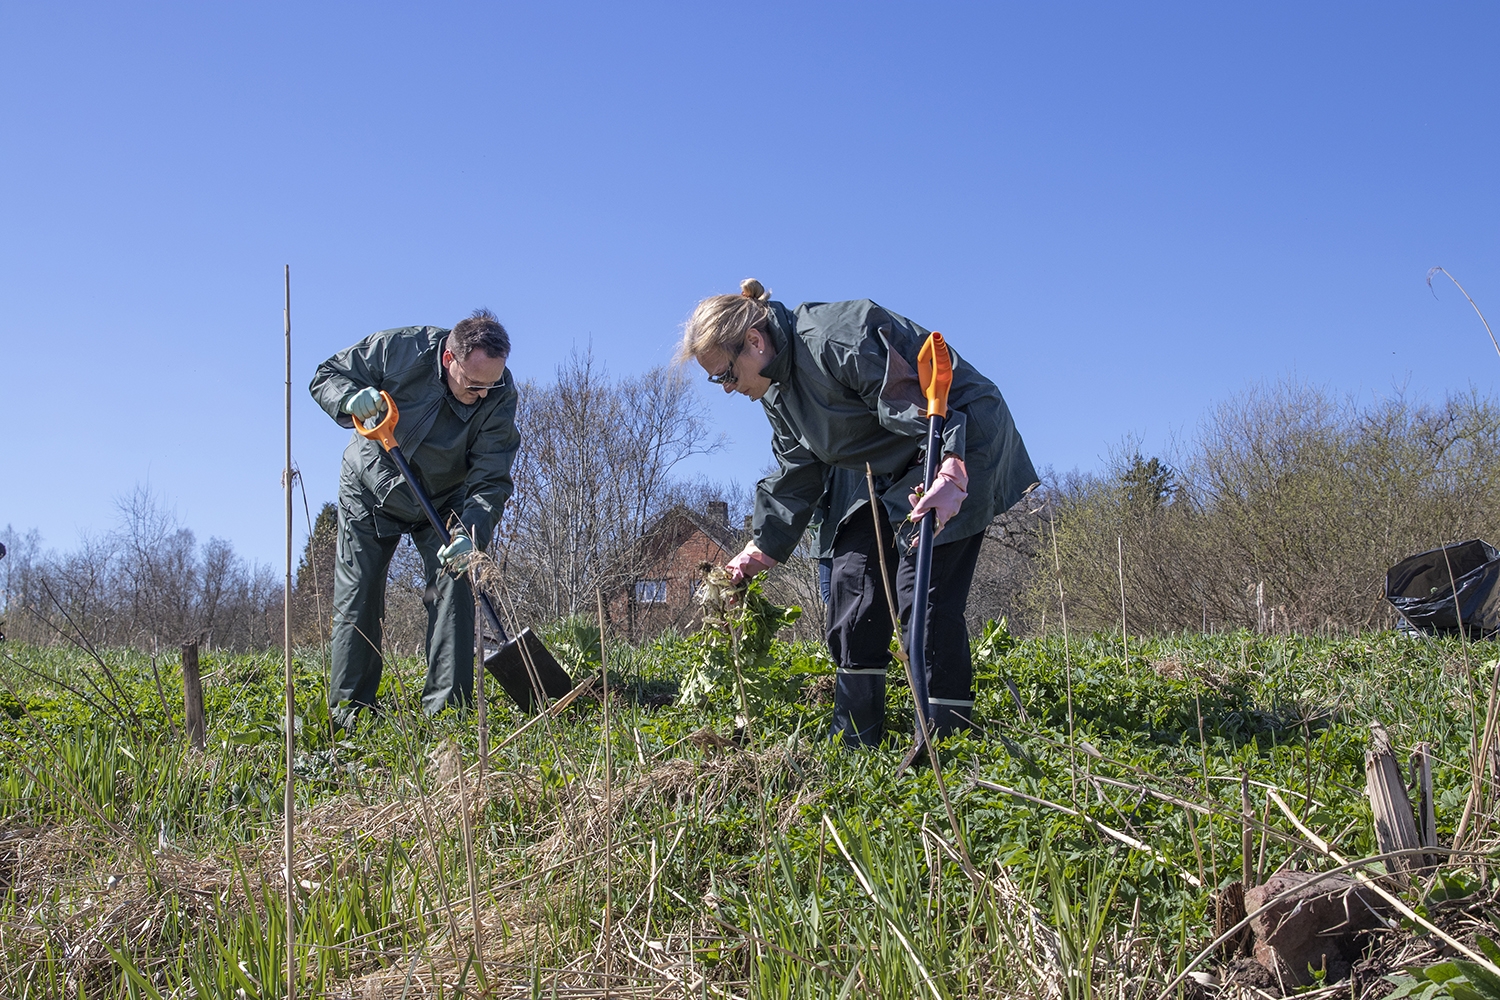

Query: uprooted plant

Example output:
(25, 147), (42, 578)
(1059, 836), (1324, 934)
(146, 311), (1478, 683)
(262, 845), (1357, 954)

(678, 563), (802, 728)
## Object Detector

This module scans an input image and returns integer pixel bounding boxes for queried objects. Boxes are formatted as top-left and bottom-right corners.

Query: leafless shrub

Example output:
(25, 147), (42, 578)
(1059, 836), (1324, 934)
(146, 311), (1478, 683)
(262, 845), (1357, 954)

(762, 550), (827, 644)
(379, 537), (433, 656)
(497, 349), (727, 625)
(1, 487), (281, 651)
(967, 498), (1046, 634)
(1027, 381), (1500, 634)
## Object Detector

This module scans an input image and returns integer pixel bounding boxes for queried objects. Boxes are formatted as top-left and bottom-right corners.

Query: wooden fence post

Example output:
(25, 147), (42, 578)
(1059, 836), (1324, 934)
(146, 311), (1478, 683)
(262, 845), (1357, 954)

(182, 640), (205, 750)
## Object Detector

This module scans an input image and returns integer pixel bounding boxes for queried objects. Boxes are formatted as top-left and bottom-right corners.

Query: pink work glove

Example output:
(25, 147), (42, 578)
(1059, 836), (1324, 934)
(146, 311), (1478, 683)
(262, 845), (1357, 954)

(726, 541), (779, 583)
(908, 456), (969, 531)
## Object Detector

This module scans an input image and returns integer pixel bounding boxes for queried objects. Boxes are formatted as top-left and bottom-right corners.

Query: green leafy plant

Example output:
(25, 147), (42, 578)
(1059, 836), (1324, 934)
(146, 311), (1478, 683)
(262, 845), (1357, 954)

(1387, 938), (1500, 1000)
(678, 567), (802, 720)
(543, 614), (603, 674)
(0, 626), (1493, 998)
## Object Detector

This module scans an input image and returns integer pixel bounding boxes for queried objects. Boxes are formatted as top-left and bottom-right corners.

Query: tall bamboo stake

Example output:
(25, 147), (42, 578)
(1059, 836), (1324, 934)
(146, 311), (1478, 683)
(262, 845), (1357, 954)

(1117, 535), (1128, 661)
(282, 265), (297, 1000)
(597, 588), (613, 984)
(476, 581), (487, 778)
(1049, 501), (1077, 808)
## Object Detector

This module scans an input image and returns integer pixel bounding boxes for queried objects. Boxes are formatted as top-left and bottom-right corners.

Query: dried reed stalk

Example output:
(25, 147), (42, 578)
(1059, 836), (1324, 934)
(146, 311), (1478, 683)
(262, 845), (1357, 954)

(1428, 266), (1500, 359)
(974, 779), (1202, 887)
(281, 263), (297, 1000)
(598, 587), (614, 986)
(454, 742), (486, 989)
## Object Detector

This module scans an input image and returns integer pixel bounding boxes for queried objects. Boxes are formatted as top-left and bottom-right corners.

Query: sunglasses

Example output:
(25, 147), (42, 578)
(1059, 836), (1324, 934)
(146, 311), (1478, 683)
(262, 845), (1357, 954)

(705, 342), (746, 386)
(449, 356), (504, 393)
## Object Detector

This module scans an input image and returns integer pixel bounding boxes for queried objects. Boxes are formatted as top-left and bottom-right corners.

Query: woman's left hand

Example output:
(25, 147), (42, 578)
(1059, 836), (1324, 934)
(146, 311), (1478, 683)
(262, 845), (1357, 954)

(909, 456), (969, 530)
(726, 541), (779, 583)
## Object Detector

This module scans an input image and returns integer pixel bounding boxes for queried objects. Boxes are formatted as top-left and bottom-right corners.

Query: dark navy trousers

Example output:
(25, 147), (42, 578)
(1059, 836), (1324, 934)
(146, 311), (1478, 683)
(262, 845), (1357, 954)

(826, 510), (984, 747)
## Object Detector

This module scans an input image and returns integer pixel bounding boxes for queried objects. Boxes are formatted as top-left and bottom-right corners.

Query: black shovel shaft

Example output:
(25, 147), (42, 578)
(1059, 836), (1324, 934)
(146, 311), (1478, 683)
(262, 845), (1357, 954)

(385, 442), (512, 644)
(386, 444), (451, 543)
(907, 413), (945, 736)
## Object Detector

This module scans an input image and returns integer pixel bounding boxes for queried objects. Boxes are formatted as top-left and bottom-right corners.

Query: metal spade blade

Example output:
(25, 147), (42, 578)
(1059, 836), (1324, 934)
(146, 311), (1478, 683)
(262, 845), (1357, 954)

(483, 627), (574, 713)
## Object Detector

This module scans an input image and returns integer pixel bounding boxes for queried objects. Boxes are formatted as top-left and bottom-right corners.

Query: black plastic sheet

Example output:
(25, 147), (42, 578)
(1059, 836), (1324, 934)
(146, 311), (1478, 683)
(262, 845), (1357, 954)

(1386, 539), (1500, 636)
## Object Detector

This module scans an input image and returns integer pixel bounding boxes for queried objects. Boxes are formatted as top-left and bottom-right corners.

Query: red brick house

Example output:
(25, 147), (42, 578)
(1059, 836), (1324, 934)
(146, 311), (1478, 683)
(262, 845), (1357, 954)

(609, 501), (745, 639)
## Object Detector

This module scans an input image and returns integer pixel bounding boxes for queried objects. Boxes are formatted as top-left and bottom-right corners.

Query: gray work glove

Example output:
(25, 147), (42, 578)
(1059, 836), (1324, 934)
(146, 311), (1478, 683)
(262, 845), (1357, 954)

(343, 386), (384, 422)
(437, 532), (475, 573)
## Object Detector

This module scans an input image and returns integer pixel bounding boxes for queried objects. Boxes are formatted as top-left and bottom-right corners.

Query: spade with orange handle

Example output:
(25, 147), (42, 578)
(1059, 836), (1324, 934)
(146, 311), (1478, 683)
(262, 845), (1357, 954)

(900, 332), (954, 767)
(355, 390), (572, 712)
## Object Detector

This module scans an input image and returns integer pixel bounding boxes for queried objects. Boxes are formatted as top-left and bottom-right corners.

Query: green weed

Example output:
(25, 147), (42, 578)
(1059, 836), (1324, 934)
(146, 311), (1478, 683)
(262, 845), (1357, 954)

(0, 627), (1492, 996)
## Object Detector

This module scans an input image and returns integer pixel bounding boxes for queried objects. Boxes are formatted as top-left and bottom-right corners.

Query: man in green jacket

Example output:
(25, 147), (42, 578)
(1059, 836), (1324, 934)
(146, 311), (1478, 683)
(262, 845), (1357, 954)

(310, 309), (520, 721)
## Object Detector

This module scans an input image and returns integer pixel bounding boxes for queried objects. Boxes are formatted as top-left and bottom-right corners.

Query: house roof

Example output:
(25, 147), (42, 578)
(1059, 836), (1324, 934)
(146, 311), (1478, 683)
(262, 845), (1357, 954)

(658, 504), (744, 554)
(614, 504), (745, 583)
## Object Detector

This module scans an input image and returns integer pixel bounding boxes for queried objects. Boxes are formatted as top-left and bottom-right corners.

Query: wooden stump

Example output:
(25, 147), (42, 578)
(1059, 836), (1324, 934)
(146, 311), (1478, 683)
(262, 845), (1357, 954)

(1366, 720), (1423, 878)
(182, 641), (205, 750)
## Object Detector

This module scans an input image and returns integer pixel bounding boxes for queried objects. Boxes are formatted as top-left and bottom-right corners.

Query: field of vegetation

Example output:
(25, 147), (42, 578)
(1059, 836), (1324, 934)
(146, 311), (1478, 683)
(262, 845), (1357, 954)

(3, 582), (1500, 1000)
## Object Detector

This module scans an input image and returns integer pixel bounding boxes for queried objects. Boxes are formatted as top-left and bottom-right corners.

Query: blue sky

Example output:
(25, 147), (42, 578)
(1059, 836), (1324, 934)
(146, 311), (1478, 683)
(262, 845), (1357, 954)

(2, 2), (1497, 567)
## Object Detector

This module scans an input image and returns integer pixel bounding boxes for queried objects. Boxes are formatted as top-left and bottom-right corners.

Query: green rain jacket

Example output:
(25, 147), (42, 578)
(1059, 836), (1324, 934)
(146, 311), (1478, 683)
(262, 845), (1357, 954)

(754, 300), (1036, 563)
(310, 326), (520, 541)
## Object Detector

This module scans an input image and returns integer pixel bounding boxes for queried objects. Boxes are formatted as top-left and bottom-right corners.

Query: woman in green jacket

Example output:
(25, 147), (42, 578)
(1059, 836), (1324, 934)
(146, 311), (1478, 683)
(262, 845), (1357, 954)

(679, 280), (1037, 747)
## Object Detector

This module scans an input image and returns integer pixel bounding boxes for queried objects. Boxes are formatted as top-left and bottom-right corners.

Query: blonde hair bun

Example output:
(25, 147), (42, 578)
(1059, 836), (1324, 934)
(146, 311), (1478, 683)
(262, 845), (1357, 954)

(677, 280), (773, 364)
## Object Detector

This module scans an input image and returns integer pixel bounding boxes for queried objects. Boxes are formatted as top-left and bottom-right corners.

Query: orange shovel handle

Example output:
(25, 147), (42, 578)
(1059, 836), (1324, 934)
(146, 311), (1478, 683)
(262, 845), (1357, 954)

(352, 390), (400, 451)
(917, 332), (952, 419)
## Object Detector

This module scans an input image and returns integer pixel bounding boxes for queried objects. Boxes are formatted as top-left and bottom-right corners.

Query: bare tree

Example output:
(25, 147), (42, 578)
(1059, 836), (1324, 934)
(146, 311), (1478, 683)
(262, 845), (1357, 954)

(113, 487), (200, 645)
(1027, 382), (1500, 635)
(0, 488), (282, 651)
(499, 349), (724, 621)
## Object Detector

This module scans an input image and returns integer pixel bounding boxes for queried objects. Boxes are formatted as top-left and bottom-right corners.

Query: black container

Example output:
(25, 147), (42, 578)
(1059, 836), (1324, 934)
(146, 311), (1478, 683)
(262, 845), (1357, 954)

(1386, 539), (1500, 636)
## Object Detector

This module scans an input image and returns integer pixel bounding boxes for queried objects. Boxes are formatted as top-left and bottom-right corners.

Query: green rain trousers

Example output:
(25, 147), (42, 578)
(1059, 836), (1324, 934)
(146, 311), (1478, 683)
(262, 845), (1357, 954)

(330, 501), (477, 720)
(312, 324), (520, 721)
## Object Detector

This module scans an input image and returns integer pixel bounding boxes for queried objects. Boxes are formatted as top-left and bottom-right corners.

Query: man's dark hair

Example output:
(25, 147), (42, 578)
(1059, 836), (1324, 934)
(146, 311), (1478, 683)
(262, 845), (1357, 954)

(448, 308), (510, 360)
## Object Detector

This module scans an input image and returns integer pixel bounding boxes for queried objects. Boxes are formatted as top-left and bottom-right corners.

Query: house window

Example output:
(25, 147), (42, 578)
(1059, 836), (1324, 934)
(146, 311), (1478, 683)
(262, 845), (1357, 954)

(634, 579), (668, 604)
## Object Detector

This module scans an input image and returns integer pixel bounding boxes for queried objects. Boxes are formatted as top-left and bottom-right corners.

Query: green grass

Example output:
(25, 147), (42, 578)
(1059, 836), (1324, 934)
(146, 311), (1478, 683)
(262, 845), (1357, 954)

(0, 624), (1494, 997)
